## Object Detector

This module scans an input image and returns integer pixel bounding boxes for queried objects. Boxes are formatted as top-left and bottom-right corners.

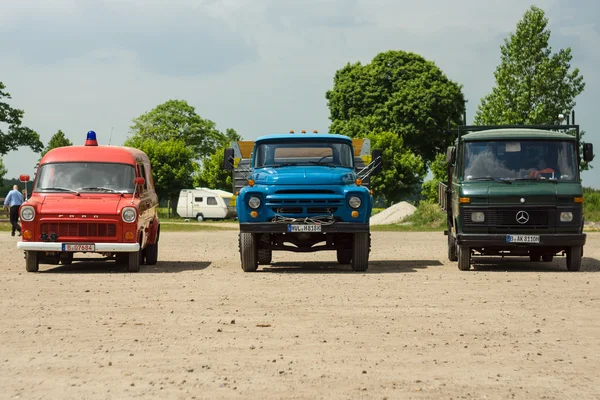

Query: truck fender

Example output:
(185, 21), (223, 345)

(147, 218), (160, 245)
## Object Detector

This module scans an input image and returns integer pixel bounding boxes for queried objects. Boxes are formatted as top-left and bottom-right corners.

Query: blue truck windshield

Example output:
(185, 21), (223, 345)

(34, 162), (137, 193)
(463, 140), (578, 181)
(254, 141), (354, 169)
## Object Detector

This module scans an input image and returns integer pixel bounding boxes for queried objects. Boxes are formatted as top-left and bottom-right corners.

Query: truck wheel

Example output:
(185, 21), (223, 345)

(351, 232), (369, 272)
(566, 246), (582, 271)
(197, 214), (204, 222)
(337, 249), (352, 264)
(128, 249), (141, 272)
(145, 242), (159, 265)
(448, 234), (458, 262)
(542, 255), (553, 262)
(239, 232), (258, 272)
(457, 246), (471, 271)
(60, 252), (73, 265)
(26, 251), (40, 272)
(257, 248), (272, 265)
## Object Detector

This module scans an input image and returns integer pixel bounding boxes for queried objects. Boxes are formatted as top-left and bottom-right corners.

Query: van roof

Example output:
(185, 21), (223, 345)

(40, 145), (149, 165)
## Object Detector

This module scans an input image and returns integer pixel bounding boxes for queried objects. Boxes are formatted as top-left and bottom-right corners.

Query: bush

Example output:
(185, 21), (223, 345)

(403, 200), (445, 227)
(584, 187), (600, 222)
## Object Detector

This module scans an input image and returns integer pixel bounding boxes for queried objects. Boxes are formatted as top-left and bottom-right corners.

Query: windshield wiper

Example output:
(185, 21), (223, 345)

(39, 187), (81, 195)
(270, 163), (298, 168)
(79, 187), (125, 195)
(467, 177), (512, 184)
(512, 178), (558, 184)
(308, 161), (337, 168)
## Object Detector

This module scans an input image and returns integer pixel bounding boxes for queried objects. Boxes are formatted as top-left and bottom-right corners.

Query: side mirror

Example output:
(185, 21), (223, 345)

(446, 146), (456, 165)
(223, 148), (234, 171)
(134, 177), (145, 186)
(19, 174), (30, 182)
(583, 143), (594, 163)
(372, 149), (383, 174)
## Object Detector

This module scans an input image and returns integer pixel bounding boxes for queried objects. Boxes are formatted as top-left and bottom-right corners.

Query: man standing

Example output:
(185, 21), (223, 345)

(4, 185), (24, 236)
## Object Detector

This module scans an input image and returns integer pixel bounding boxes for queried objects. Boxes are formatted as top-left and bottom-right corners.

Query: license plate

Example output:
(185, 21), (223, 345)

(288, 224), (322, 233)
(62, 243), (96, 252)
(506, 235), (540, 243)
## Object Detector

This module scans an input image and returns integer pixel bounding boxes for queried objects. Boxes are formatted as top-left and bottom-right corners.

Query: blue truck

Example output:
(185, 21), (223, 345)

(223, 131), (382, 272)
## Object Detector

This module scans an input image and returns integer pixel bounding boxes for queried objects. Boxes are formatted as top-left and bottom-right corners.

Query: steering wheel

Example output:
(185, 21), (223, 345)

(528, 168), (555, 179)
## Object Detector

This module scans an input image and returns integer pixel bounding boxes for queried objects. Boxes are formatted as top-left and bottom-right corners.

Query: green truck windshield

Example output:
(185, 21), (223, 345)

(463, 140), (577, 181)
(254, 141), (354, 169)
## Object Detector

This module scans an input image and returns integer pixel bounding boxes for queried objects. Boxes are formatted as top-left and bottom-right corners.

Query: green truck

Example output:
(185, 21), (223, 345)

(439, 112), (594, 271)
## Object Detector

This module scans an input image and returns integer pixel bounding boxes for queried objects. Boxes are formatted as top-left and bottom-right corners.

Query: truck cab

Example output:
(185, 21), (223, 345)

(440, 117), (594, 271)
(223, 131), (382, 272)
(17, 131), (160, 273)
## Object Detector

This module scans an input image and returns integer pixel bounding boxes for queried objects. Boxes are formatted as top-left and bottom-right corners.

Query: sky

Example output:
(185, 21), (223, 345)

(1, 0), (599, 188)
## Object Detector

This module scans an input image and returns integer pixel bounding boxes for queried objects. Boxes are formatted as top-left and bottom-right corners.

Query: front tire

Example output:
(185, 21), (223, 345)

(351, 232), (369, 272)
(239, 233), (258, 272)
(26, 251), (39, 272)
(566, 246), (582, 271)
(457, 245), (471, 271)
(448, 233), (458, 262)
(128, 249), (141, 272)
(337, 249), (352, 264)
(144, 242), (158, 265)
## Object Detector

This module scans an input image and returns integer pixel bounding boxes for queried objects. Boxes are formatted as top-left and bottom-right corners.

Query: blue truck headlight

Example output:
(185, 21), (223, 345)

(248, 196), (261, 209)
(560, 212), (573, 222)
(349, 196), (361, 209)
(471, 211), (485, 223)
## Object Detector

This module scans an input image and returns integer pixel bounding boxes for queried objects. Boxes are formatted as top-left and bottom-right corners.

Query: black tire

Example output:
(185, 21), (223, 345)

(26, 251), (39, 272)
(60, 252), (73, 265)
(128, 249), (141, 272)
(457, 245), (471, 271)
(566, 246), (582, 271)
(530, 254), (541, 262)
(145, 242), (158, 265)
(239, 232), (258, 272)
(337, 249), (352, 264)
(448, 234), (458, 262)
(542, 255), (553, 262)
(351, 232), (369, 272)
(257, 248), (272, 265)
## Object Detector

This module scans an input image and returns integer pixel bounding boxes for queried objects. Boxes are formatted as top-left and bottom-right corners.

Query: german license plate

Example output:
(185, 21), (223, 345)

(506, 235), (540, 243)
(62, 243), (95, 252)
(288, 224), (321, 233)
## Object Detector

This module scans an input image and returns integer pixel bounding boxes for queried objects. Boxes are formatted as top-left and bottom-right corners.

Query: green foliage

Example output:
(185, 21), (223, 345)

(40, 129), (72, 158)
(474, 6), (589, 170)
(421, 153), (447, 203)
(128, 99), (225, 158)
(0, 158), (7, 183)
(402, 200), (446, 228)
(124, 138), (197, 203)
(367, 131), (426, 206)
(325, 50), (466, 164)
(196, 127), (242, 191)
(583, 187), (600, 222)
(0, 82), (43, 156)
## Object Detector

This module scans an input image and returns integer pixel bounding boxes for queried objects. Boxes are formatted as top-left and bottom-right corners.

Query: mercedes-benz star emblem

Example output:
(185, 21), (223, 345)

(516, 210), (530, 224)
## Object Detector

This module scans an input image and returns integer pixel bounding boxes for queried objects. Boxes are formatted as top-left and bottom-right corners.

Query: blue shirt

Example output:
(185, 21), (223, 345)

(4, 189), (24, 208)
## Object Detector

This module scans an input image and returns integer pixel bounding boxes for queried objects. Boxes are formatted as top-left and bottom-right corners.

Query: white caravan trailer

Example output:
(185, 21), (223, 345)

(177, 187), (237, 222)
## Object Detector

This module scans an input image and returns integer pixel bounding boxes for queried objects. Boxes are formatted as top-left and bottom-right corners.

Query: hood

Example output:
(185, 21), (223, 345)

(38, 195), (127, 215)
(253, 166), (355, 185)
(462, 181), (582, 205)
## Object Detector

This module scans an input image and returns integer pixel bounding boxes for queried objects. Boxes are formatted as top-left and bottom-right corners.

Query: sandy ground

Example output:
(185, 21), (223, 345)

(1, 231), (600, 400)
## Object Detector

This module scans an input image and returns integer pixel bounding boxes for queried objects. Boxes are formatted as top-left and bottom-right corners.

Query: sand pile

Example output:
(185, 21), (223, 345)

(370, 201), (417, 225)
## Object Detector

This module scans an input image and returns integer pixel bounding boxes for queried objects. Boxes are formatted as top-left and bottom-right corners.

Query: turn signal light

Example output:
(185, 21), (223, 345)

(251, 211), (258, 218)
(248, 179), (255, 187)
(351, 211), (359, 218)
(355, 178), (362, 186)
(125, 231), (134, 240)
(459, 197), (470, 204)
(23, 230), (32, 240)
(574, 197), (584, 203)
(313, 130), (318, 133)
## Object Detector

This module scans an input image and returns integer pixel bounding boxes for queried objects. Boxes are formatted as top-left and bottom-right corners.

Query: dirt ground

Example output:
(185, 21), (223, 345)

(1, 230), (600, 400)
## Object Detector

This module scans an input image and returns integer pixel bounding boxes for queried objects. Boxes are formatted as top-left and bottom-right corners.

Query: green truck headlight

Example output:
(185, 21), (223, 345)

(560, 212), (573, 222)
(471, 211), (485, 223)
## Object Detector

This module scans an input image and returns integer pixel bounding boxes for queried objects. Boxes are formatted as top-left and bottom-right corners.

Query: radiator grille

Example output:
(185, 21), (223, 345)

(40, 222), (117, 238)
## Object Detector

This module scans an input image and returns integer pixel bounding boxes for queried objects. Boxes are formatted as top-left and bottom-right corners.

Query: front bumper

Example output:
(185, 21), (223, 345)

(456, 233), (586, 248)
(17, 242), (140, 252)
(239, 222), (370, 233)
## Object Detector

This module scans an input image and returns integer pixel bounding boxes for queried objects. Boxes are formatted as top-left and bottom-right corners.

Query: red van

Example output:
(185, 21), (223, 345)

(17, 131), (160, 272)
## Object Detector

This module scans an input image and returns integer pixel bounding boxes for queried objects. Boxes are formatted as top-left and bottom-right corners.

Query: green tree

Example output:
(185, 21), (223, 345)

(124, 137), (198, 213)
(40, 129), (72, 158)
(326, 50), (466, 164)
(367, 132), (426, 206)
(0, 82), (43, 155)
(195, 128), (243, 191)
(0, 157), (7, 182)
(474, 6), (589, 170)
(128, 99), (226, 158)
(421, 153), (447, 203)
